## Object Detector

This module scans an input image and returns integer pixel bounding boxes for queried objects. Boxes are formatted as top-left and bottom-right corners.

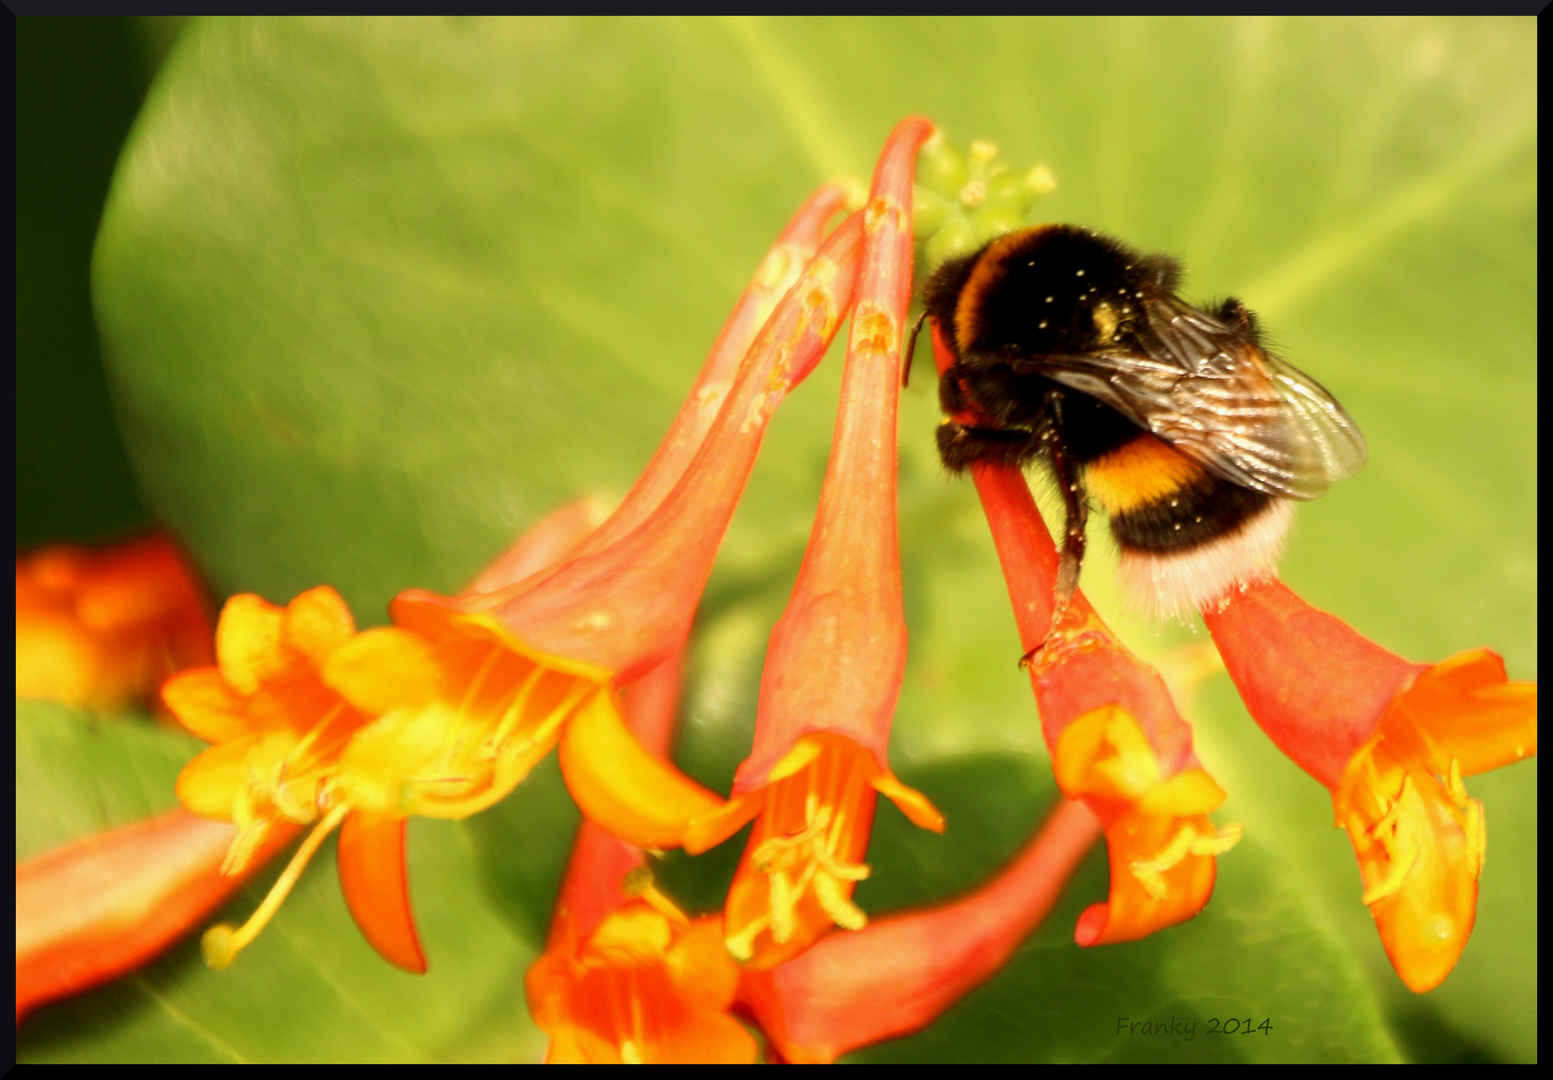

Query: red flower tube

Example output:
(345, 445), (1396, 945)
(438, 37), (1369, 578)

(15, 811), (297, 1023)
(652, 117), (949, 971)
(389, 203), (867, 859)
(741, 797), (1103, 1063)
(1202, 578), (1536, 992)
(932, 322), (1239, 947)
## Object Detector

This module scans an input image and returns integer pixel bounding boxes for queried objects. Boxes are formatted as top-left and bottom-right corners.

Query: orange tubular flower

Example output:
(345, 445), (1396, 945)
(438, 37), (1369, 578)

(16, 532), (213, 713)
(654, 118), (948, 972)
(159, 187), (860, 975)
(931, 323), (1239, 947)
(15, 810), (296, 1023)
(404, 196), (865, 851)
(1202, 578), (1537, 992)
(164, 585), (436, 973)
(527, 645), (757, 1064)
(742, 798), (1102, 1063)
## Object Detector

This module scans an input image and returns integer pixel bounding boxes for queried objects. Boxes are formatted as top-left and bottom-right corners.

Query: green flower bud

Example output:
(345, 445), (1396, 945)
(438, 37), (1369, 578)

(924, 217), (980, 271)
(972, 203), (1028, 246)
(913, 134), (1057, 276)
(915, 133), (968, 200)
(913, 186), (951, 240)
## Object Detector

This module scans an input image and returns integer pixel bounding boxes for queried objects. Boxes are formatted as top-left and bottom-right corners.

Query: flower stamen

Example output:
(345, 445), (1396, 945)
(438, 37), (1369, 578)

(201, 801), (351, 969)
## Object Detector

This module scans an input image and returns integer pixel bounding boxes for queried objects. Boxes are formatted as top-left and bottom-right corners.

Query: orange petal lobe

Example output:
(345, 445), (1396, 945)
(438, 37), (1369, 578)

(1390, 649), (1537, 776)
(337, 810), (426, 974)
(1055, 705), (1236, 946)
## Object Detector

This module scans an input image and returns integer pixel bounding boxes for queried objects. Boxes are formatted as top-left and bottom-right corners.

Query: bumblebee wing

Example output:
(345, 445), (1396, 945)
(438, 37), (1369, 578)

(1028, 296), (1368, 500)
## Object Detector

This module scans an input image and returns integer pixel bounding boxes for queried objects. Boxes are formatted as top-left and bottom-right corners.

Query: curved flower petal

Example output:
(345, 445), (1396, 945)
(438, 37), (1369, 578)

(161, 669), (251, 744)
(214, 594), (291, 695)
(556, 690), (723, 850)
(1387, 648), (1537, 776)
(280, 584), (357, 665)
(174, 736), (262, 820)
(1055, 705), (1237, 945)
(321, 627), (442, 715)
(337, 810), (425, 974)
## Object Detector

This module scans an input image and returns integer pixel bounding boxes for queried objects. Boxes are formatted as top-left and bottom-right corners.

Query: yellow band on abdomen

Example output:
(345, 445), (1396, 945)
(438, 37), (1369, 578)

(1086, 434), (1203, 515)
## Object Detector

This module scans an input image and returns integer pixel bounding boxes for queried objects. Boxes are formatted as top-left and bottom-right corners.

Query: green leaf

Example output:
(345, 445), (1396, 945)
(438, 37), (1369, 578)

(44, 15), (1533, 1062)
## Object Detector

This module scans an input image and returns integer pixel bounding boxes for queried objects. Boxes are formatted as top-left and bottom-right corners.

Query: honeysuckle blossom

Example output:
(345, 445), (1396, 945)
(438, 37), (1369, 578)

(17, 499), (611, 1011)
(15, 810), (296, 1023)
(651, 117), (948, 970)
(740, 796), (1102, 1063)
(163, 187), (863, 973)
(527, 646), (758, 1064)
(16, 533), (213, 713)
(931, 321), (1239, 946)
(165, 585), (435, 972)
(1202, 578), (1537, 992)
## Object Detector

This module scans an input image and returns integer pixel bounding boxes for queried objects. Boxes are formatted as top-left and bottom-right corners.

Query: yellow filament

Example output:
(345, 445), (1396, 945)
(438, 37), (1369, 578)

(202, 801), (350, 969)
(483, 664), (547, 754)
(724, 913), (770, 961)
(813, 873), (867, 931)
(1359, 776), (1420, 906)
(621, 867), (690, 929)
(285, 701), (346, 772)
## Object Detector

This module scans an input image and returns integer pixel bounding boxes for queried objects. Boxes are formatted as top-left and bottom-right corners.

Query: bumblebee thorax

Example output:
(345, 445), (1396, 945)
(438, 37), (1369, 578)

(939, 225), (1150, 361)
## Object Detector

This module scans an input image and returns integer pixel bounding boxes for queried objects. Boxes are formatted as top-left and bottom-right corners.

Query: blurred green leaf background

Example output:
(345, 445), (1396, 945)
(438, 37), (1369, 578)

(17, 16), (1535, 1063)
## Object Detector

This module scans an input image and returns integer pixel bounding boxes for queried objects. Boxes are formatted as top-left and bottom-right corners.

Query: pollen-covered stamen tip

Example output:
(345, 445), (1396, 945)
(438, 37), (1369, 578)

(743, 793), (872, 949)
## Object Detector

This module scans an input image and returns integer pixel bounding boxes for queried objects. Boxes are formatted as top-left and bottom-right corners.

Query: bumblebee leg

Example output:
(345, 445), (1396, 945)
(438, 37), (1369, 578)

(903, 312), (929, 388)
(937, 363), (971, 415)
(1019, 390), (1090, 668)
(936, 421), (1037, 473)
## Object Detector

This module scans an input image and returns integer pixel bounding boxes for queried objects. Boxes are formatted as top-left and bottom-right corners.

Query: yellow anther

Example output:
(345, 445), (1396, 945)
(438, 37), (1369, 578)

(1191, 822), (1243, 857)
(724, 913), (769, 961)
(1463, 797), (1487, 879)
(814, 872), (868, 931)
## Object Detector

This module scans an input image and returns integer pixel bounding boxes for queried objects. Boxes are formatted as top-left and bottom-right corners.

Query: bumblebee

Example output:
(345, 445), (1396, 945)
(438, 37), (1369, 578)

(925, 224), (1368, 623)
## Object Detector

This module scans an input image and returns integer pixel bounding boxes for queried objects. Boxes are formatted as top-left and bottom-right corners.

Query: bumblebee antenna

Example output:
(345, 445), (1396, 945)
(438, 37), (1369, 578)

(903, 311), (930, 388)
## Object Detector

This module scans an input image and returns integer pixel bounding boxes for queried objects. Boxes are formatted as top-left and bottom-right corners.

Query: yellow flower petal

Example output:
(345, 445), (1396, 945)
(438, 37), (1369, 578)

(175, 737), (261, 820)
(281, 586), (356, 665)
(215, 595), (287, 696)
(558, 692), (725, 850)
(322, 628), (441, 715)
(162, 669), (251, 744)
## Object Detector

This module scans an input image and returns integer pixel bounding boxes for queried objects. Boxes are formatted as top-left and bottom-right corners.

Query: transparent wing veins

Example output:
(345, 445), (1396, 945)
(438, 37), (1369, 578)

(1025, 295), (1367, 500)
